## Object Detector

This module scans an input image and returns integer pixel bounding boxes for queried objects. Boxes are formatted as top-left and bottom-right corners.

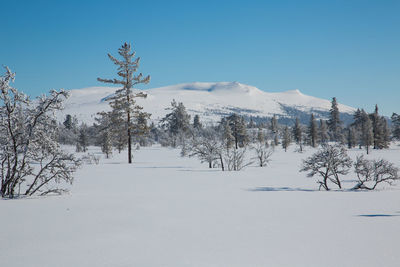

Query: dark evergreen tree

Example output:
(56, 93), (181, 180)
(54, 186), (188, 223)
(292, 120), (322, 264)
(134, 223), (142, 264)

(63, 114), (73, 130)
(193, 114), (202, 130)
(362, 111), (373, 154)
(308, 113), (318, 148)
(347, 126), (357, 149)
(293, 117), (303, 152)
(370, 105), (390, 149)
(270, 115), (279, 146)
(327, 97), (343, 142)
(319, 119), (329, 145)
(282, 126), (291, 152)
(226, 113), (248, 149)
(391, 113), (400, 140)
(76, 123), (89, 152)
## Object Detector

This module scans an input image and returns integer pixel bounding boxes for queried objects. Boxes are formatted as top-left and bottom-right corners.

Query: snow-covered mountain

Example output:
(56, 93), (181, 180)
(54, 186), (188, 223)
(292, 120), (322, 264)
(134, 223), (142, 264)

(59, 82), (356, 124)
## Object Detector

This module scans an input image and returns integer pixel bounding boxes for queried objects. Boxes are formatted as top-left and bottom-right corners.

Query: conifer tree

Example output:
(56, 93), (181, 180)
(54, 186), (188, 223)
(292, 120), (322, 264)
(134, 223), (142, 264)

(226, 113), (248, 149)
(362, 112), (373, 154)
(370, 105), (389, 149)
(391, 113), (400, 140)
(328, 97), (343, 142)
(270, 115), (279, 146)
(97, 42), (150, 164)
(347, 126), (357, 149)
(352, 109), (364, 148)
(319, 119), (329, 145)
(63, 114), (73, 130)
(222, 120), (235, 150)
(282, 126), (291, 152)
(76, 123), (89, 152)
(308, 113), (318, 148)
(193, 114), (202, 130)
(293, 117), (303, 152)
(162, 100), (191, 147)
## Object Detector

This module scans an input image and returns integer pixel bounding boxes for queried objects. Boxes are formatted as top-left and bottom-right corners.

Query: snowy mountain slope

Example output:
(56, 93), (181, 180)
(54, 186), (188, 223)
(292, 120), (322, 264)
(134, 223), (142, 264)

(59, 82), (356, 124)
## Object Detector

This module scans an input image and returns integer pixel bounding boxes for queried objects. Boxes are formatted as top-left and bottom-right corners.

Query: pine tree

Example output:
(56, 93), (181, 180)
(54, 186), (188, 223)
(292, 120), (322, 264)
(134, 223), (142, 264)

(63, 114), (73, 130)
(221, 119), (235, 150)
(352, 108), (364, 148)
(391, 113), (400, 140)
(381, 117), (391, 148)
(97, 42), (150, 164)
(319, 119), (329, 145)
(226, 113), (248, 149)
(370, 105), (389, 149)
(193, 114), (202, 130)
(101, 130), (113, 158)
(270, 115), (279, 146)
(257, 128), (265, 144)
(347, 126), (357, 149)
(282, 126), (291, 152)
(162, 100), (191, 147)
(327, 97), (343, 142)
(293, 117), (303, 152)
(248, 117), (256, 128)
(362, 112), (373, 154)
(76, 123), (89, 152)
(308, 113), (318, 148)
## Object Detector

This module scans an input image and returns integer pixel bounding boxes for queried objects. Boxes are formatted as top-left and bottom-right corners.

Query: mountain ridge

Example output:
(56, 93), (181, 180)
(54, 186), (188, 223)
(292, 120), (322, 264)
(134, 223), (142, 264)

(59, 82), (356, 125)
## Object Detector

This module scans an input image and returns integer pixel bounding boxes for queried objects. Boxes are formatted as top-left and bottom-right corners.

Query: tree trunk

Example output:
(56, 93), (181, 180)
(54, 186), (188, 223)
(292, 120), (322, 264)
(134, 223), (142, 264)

(128, 128), (132, 164)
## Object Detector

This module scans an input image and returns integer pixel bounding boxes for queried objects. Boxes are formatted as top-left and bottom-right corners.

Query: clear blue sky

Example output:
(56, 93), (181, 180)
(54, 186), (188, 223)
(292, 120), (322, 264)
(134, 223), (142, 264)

(1, 0), (399, 115)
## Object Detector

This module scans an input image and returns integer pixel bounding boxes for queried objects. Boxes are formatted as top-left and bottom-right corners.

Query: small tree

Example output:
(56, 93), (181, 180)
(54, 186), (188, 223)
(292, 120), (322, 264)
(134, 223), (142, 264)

(252, 128), (273, 167)
(362, 112), (373, 154)
(184, 128), (219, 169)
(281, 126), (291, 152)
(270, 115), (279, 146)
(300, 144), (352, 190)
(308, 113), (318, 148)
(225, 113), (248, 149)
(353, 155), (399, 190)
(391, 113), (400, 140)
(319, 119), (329, 145)
(193, 114), (202, 130)
(225, 147), (251, 171)
(293, 117), (303, 152)
(76, 123), (89, 152)
(162, 100), (191, 147)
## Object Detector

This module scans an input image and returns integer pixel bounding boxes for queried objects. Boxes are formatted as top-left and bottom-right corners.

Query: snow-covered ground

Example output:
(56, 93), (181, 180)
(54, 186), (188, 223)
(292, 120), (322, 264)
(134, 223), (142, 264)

(2, 145), (400, 267)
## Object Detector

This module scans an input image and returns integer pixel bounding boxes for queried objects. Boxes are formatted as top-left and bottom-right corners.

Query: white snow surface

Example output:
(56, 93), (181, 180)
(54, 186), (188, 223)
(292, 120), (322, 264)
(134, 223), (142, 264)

(2, 145), (400, 267)
(59, 82), (356, 123)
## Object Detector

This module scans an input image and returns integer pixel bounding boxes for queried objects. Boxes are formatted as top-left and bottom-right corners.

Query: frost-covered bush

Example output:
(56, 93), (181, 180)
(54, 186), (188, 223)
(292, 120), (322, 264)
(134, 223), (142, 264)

(353, 155), (399, 190)
(0, 67), (80, 198)
(300, 144), (352, 190)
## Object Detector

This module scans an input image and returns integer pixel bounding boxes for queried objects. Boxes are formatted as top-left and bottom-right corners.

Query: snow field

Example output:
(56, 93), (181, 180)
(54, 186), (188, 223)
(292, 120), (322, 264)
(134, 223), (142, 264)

(1, 145), (400, 267)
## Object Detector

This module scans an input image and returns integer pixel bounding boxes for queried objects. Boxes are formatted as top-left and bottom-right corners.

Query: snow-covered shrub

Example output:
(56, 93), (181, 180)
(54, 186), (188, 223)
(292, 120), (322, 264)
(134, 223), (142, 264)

(353, 155), (399, 190)
(300, 144), (352, 190)
(0, 67), (81, 198)
(81, 153), (100, 165)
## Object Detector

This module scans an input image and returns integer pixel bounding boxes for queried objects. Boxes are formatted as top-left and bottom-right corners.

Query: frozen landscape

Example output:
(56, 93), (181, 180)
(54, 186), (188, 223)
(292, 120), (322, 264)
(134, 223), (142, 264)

(2, 144), (400, 267)
(2, 2), (400, 266)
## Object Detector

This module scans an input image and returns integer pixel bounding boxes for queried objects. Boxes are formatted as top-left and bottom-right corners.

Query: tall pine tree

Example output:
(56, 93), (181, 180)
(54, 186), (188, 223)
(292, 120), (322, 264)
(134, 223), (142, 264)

(327, 97), (343, 143)
(97, 43), (150, 163)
